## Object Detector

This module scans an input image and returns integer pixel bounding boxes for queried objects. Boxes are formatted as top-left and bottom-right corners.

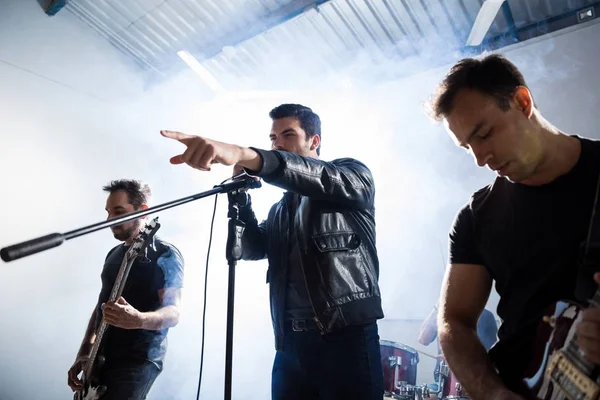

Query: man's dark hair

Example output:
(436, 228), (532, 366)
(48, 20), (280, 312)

(428, 54), (530, 121)
(269, 103), (322, 155)
(102, 179), (151, 209)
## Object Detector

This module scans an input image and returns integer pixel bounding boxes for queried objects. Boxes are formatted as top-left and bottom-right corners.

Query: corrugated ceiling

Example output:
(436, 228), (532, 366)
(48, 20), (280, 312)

(65, 0), (599, 85)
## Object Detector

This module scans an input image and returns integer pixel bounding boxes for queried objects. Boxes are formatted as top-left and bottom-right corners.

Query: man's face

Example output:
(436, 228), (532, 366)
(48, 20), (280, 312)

(444, 88), (542, 183)
(105, 190), (143, 243)
(269, 117), (319, 157)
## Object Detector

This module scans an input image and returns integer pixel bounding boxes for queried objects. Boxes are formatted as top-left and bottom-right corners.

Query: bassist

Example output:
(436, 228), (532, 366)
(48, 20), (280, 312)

(67, 180), (185, 399)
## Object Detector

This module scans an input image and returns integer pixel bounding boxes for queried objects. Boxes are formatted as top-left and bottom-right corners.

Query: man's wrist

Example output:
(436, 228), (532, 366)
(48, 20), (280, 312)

(137, 311), (149, 330)
(236, 147), (262, 172)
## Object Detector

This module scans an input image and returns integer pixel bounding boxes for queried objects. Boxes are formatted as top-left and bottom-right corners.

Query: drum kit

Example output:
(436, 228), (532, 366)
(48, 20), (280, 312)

(380, 340), (469, 400)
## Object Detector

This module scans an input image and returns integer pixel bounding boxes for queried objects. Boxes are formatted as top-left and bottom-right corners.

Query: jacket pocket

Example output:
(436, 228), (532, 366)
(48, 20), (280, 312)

(312, 231), (361, 252)
(311, 231), (367, 301)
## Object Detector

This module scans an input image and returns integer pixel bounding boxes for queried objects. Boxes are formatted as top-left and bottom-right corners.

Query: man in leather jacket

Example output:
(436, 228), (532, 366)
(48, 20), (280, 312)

(162, 103), (384, 399)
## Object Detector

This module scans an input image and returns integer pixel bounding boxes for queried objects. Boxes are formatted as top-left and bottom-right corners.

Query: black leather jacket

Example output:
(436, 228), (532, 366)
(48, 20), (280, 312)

(239, 148), (384, 350)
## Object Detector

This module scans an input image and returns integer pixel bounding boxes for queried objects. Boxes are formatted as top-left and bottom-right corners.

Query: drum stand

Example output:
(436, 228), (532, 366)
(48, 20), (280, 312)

(386, 354), (431, 399)
(438, 360), (466, 399)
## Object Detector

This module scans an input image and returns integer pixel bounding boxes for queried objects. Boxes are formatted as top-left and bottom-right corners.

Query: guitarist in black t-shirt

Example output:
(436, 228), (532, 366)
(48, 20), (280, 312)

(67, 180), (184, 400)
(427, 54), (600, 400)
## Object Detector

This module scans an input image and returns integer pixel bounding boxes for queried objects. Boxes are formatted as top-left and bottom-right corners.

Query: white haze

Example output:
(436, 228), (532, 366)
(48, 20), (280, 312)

(1, 1), (599, 399)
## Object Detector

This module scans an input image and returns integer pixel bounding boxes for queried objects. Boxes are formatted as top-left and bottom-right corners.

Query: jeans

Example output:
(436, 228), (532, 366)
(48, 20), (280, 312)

(96, 357), (162, 400)
(272, 321), (383, 400)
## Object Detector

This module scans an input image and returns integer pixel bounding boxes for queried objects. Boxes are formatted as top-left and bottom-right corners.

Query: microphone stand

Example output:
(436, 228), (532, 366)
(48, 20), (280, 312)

(223, 189), (248, 400)
(1, 177), (261, 262)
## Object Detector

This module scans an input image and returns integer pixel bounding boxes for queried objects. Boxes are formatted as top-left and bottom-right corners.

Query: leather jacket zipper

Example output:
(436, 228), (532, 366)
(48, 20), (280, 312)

(293, 195), (325, 333)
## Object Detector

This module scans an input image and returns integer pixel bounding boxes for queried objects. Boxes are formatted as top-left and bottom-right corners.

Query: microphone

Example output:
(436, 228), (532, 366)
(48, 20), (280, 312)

(231, 171), (247, 180)
(226, 171), (261, 207)
(231, 171), (262, 190)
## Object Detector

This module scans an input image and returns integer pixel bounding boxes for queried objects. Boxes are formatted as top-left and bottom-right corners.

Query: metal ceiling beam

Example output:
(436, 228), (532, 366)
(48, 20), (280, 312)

(500, 1), (518, 43)
(488, 2), (598, 50)
(466, 2), (600, 54)
(40, 0), (68, 16)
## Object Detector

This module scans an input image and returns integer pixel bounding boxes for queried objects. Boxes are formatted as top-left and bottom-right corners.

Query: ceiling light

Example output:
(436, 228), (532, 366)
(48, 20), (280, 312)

(466, 0), (506, 46)
(177, 50), (224, 93)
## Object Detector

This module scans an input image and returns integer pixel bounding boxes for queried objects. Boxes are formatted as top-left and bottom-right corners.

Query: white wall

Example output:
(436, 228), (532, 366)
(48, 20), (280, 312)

(0, 2), (274, 400)
(0, 1), (210, 399)
(0, 0), (599, 398)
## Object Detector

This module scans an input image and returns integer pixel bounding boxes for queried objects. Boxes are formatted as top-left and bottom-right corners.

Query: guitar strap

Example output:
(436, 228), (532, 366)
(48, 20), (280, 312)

(576, 171), (600, 302)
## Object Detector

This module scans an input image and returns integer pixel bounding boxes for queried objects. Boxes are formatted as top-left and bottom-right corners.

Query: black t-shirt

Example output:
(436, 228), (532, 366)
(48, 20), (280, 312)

(449, 137), (600, 385)
(95, 237), (184, 366)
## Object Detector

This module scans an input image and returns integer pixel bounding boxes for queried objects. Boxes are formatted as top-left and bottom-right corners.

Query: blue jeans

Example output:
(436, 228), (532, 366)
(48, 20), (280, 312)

(272, 322), (383, 400)
(96, 358), (161, 400)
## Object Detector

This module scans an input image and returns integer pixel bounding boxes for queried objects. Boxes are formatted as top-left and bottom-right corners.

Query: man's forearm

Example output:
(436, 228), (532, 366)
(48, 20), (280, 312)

(139, 305), (180, 330)
(439, 323), (506, 399)
(240, 214), (268, 261)
(77, 309), (98, 357)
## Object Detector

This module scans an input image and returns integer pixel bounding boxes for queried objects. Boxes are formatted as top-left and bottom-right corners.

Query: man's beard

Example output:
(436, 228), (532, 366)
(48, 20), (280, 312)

(111, 223), (139, 242)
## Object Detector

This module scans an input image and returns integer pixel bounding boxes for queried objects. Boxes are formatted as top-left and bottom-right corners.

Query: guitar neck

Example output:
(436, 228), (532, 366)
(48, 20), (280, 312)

(83, 253), (137, 379)
(84, 320), (108, 378)
(107, 253), (136, 303)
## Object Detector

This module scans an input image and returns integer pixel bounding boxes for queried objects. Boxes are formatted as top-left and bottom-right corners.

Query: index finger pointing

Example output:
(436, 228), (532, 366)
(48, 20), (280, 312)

(161, 130), (193, 142)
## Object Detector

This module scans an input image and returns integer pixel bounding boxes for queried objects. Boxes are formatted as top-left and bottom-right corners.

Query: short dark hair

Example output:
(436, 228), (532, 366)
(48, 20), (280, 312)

(428, 54), (530, 121)
(269, 103), (321, 155)
(102, 179), (151, 209)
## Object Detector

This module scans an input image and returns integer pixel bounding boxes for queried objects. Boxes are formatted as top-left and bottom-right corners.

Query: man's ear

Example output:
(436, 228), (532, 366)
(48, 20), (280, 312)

(513, 86), (534, 118)
(139, 204), (149, 219)
(310, 134), (321, 152)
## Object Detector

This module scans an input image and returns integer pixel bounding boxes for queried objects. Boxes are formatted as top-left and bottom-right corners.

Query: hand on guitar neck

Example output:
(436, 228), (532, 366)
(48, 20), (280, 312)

(522, 272), (600, 400)
(67, 355), (90, 392)
(576, 272), (600, 365)
(101, 296), (144, 330)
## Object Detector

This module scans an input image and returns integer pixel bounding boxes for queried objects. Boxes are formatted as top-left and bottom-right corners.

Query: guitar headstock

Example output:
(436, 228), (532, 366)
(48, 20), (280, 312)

(126, 217), (161, 259)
